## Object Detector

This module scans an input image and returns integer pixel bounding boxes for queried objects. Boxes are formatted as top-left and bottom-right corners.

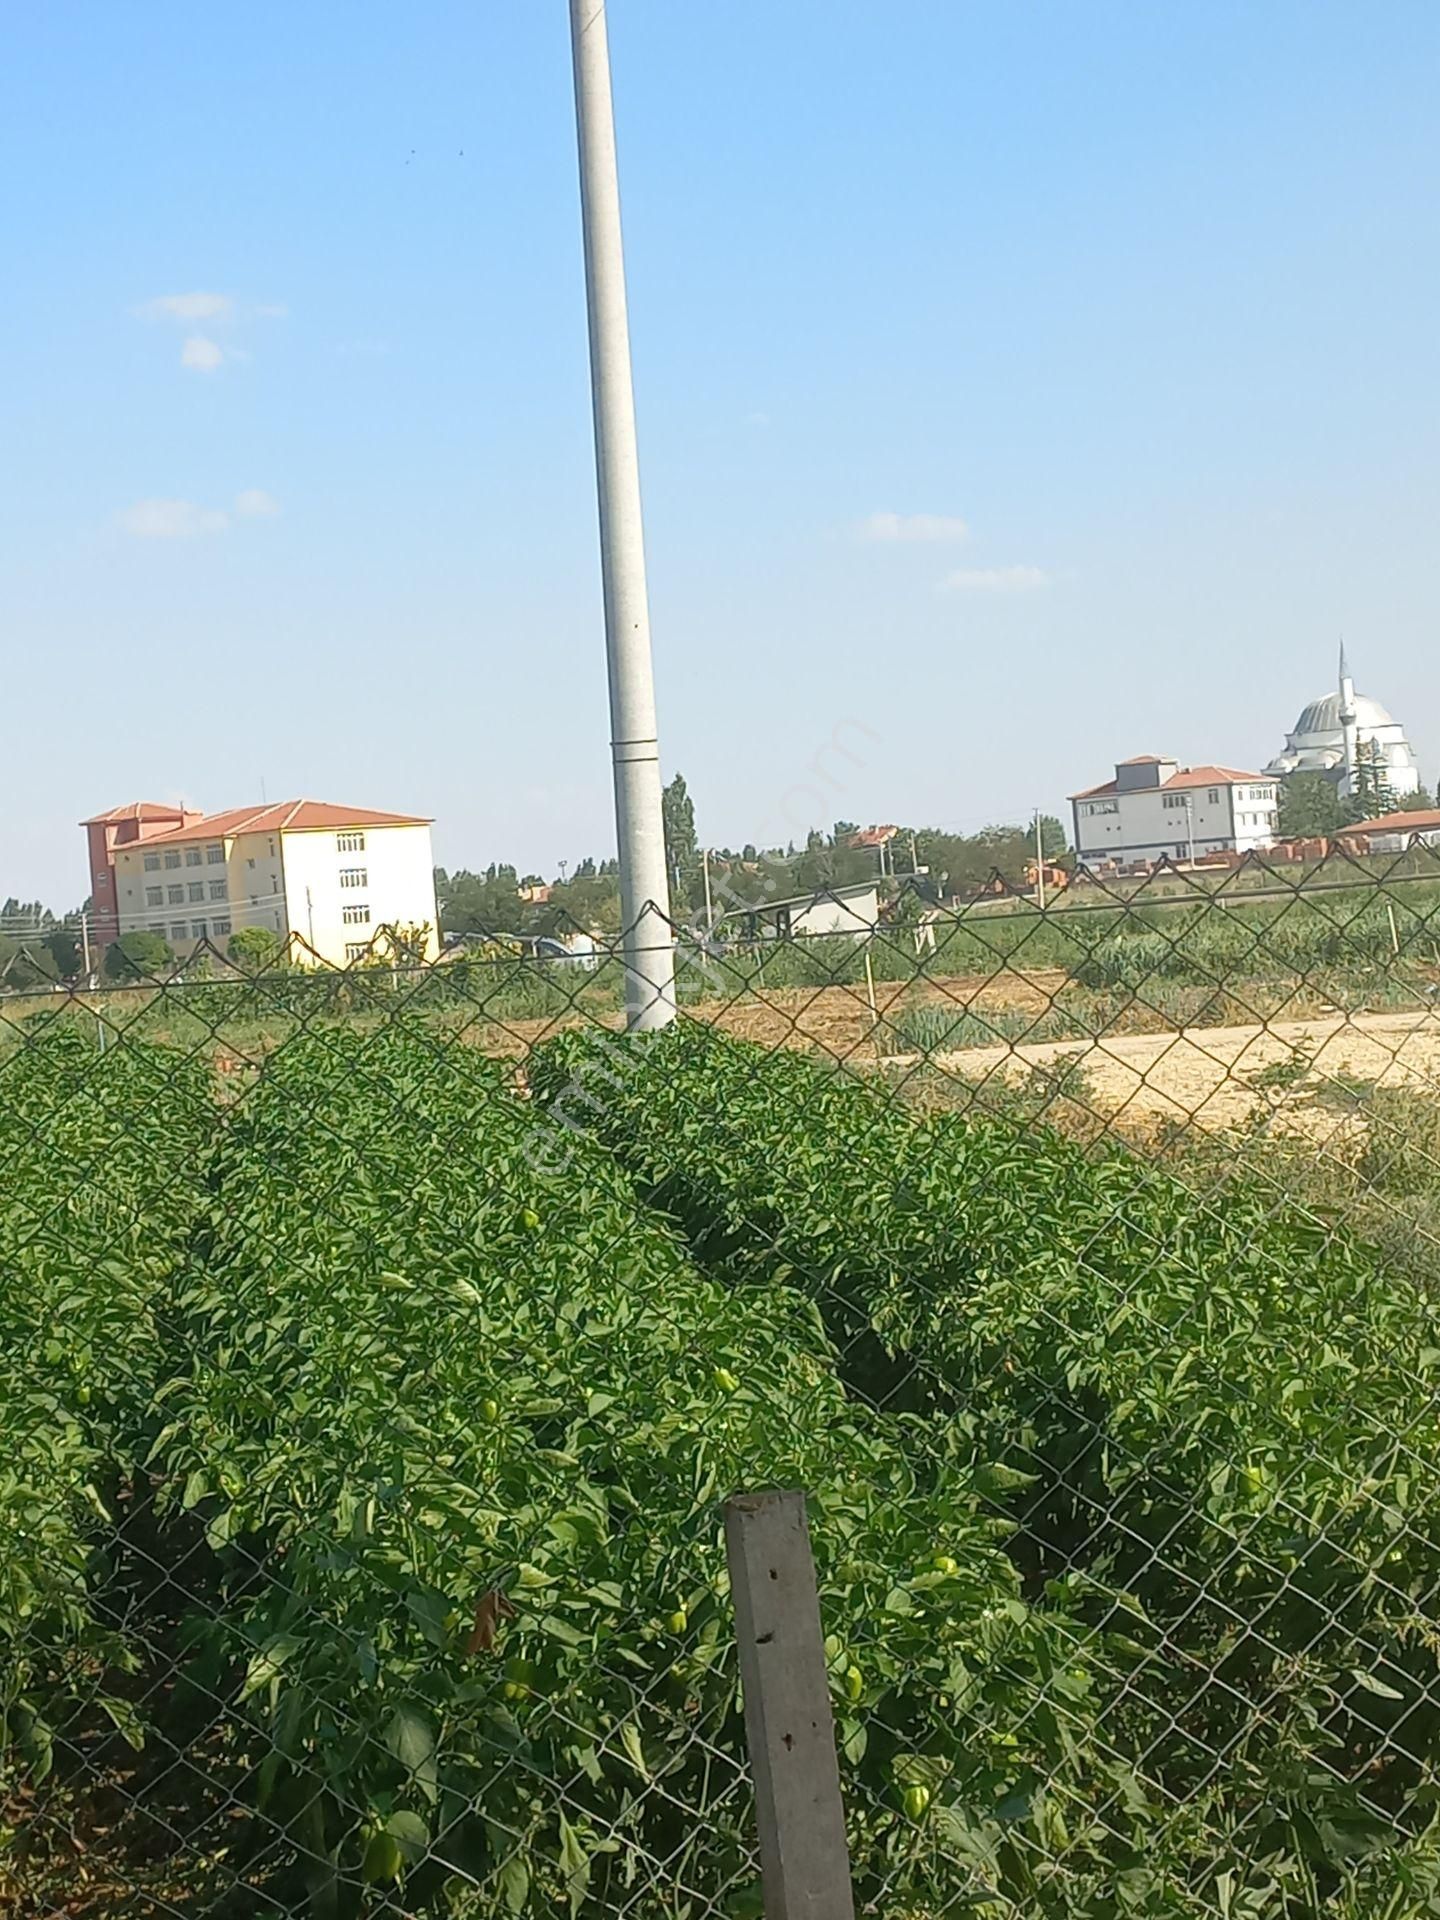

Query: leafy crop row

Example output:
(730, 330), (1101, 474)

(0, 1025), (216, 1792)
(533, 1023), (1440, 1914)
(5, 1023), (1124, 1917)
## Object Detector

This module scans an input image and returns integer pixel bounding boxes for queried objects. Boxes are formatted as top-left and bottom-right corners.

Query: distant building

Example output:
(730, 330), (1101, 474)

(1070, 757), (1280, 869)
(1266, 647), (1422, 801)
(81, 801), (204, 951)
(99, 799), (439, 967)
(1335, 809), (1440, 856)
(849, 825), (901, 875)
(740, 881), (879, 942)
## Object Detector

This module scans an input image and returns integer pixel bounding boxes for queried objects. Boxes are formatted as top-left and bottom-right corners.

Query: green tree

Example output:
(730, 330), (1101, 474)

(228, 925), (282, 971)
(1276, 773), (1349, 838)
(1030, 813), (1069, 859)
(662, 772), (698, 895)
(1349, 741), (1400, 819)
(528, 873), (621, 940)
(43, 925), (83, 979)
(0, 942), (59, 991)
(104, 930), (174, 980)
(435, 865), (525, 937)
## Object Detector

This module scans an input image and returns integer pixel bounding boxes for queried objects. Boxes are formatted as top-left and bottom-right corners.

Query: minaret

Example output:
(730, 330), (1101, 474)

(1338, 642), (1358, 795)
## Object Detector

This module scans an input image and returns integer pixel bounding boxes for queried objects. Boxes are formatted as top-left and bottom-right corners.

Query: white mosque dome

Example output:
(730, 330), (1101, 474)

(1291, 691), (1397, 738)
(1267, 652), (1421, 798)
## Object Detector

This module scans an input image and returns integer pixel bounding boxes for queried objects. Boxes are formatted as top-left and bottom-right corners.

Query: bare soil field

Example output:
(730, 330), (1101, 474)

(893, 1007), (1440, 1136)
(475, 967), (1069, 1062)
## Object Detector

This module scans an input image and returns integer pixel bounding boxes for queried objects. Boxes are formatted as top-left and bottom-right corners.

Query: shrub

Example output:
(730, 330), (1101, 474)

(227, 924), (282, 971)
(102, 929), (173, 980)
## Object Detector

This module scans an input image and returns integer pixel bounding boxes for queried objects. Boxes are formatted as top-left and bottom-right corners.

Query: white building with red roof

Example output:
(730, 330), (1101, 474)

(1069, 757), (1280, 869)
(94, 798), (438, 967)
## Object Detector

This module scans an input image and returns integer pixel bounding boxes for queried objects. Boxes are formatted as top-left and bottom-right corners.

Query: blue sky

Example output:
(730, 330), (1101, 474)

(4, 1), (1437, 905)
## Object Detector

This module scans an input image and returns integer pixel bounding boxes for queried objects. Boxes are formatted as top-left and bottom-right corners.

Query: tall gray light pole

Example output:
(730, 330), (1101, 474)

(569, 0), (676, 1031)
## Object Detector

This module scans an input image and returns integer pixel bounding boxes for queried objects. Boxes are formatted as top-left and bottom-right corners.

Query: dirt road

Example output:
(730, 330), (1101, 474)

(891, 1007), (1440, 1134)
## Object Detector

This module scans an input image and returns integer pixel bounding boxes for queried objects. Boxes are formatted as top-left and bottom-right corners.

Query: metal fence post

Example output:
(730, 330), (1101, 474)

(725, 1489), (856, 1920)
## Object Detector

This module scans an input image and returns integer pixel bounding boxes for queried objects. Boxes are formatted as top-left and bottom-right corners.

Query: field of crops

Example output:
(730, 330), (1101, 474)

(5, 1005), (1440, 1917)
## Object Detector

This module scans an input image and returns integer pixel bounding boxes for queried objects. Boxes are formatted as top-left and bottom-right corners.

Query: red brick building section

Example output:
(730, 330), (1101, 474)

(81, 801), (203, 950)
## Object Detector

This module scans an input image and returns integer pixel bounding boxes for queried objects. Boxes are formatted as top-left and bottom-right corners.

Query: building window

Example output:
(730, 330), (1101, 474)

(168, 884), (185, 905)
(1208, 789), (1220, 805)
(337, 831), (366, 854)
(209, 880), (227, 901)
(213, 917), (231, 937)
(342, 903), (371, 925)
(339, 867), (368, 889)
(206, 844), (225, 864)
(164, 851), (181, 869)
(247, 857), (256, 870)
(185, 849), (203, 867)
(188, 882), (205, 903)
(170, 922), (188, 943)
(1163, 794), (1188, 810)
(146, 886), (163, 907)
(345, 940), (371, 962)
(1082, 801), (1118, 818)
(268, 839), (276, 857)
(143, 853), (161, 872)
(191, 919), (208, 939)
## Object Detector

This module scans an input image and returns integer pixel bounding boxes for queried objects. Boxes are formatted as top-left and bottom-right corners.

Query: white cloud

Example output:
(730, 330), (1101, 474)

(938, 565), (1050, 594)
(254, 302), (289, 319)
(141, 292), (234, 324)
(118, 498), (230, 540)
(137, 292), (282, 368)
(234, 488), (280, 518)
(860, 511), (970, 544)
(181, 335), (224, 372)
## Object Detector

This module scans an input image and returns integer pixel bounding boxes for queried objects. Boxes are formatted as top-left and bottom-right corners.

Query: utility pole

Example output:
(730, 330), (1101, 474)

(305, 886), (315, 947)
(1034, 813), (1046, 911)
(569, 0), (676, 1031)
(80, 908), (91, 981)
(702, 847), (713, 931)
(1184, 798), (1196, 867)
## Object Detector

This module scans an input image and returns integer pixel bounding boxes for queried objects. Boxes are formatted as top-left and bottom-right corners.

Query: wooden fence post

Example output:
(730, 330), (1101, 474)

(725, 1488), (856, 1920)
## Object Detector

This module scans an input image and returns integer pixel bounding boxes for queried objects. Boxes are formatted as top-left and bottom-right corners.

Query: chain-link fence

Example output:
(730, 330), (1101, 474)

(6, 844), (1440, 1917)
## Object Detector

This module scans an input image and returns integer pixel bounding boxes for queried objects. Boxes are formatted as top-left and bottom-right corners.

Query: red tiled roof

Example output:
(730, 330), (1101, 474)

(1163, 765), (1268, 790)
(1069, 765), (1267, 801)
(1116, 754), (1167, 766)
(116, 800), (432, 848)
(1336, 809), (1440, 838)
(849, 824), (899, 848)
(80, 800), (193, 826)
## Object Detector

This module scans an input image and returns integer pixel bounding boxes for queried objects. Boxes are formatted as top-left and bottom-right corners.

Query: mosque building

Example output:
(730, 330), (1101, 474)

(1265, 648), (1422, 801)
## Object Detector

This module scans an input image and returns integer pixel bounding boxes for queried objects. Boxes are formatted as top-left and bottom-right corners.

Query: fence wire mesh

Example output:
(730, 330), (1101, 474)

(5, 845), (1440, 1917)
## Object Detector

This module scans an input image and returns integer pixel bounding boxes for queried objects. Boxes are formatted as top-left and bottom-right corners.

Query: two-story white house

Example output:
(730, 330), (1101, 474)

(107, 799), (439, 967)
(1070, 757), (1280, 869)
